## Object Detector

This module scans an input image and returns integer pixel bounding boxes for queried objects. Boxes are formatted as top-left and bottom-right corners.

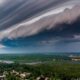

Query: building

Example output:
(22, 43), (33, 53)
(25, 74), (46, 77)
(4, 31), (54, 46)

(69, 55), (80, 61)
(0, 75), (6, 80)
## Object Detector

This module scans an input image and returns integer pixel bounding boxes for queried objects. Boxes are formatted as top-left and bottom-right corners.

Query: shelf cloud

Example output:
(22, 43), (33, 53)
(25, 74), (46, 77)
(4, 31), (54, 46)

(0, 0), (80, 52)
(0, 5), (80, 40)
(0, 0), (79, 30)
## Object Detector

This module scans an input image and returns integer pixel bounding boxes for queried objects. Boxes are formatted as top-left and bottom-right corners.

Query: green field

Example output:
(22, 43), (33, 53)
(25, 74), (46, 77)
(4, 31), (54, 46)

(0, 53), (71, 63)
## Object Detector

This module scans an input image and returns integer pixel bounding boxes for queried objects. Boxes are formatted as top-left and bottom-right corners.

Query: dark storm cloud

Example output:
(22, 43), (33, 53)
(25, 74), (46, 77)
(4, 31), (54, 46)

(1, 15), (80, 48)
(0, 0), (80, 50)
(0, 0), (71, 30)
(0, 5), (80, 40)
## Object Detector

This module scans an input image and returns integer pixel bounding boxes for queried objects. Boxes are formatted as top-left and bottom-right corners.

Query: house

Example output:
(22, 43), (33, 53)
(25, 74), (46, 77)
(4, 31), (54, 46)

(20, 72), (31, 79)
(69, 55), (80, 61)
(0, 75), (6, 80)
(72, 57), (80, 61)
(36, 75), (49, 80)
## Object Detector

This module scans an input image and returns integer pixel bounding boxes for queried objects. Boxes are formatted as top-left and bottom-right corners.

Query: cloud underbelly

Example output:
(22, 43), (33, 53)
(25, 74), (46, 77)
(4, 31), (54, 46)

(0, 5), (80, 40)
(0, 0), (80, 48)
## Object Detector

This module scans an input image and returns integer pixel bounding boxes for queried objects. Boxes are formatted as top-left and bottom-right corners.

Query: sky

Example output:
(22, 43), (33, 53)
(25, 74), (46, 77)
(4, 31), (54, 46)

(0, 0), (80, 53)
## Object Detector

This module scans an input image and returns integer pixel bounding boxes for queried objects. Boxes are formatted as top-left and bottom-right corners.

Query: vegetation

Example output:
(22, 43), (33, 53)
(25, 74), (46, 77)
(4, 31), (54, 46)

(0, 54), (71, 62)
(0, 61), (79, 80)
(0, 54), (79, 80)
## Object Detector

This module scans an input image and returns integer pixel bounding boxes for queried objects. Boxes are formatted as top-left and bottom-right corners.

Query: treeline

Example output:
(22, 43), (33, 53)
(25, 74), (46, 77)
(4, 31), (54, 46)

(0, 54), (71, 62)
(0, 61), (80, 80)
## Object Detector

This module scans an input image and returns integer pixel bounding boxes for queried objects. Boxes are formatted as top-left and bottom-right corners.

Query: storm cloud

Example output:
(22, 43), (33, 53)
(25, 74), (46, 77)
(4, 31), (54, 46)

(0, 0), (80, 51)
(0, 0), (65, 29)
(0, 0), (79, 30)
(0, 4), (80, 40)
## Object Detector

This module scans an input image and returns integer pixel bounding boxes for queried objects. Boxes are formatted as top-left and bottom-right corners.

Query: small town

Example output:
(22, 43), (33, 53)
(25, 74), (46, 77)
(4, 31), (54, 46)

(0, 70), (50, 80)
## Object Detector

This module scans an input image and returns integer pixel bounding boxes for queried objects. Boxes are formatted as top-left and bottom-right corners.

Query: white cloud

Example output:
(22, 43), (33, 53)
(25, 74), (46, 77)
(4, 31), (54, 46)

(0, 44), (6, 48)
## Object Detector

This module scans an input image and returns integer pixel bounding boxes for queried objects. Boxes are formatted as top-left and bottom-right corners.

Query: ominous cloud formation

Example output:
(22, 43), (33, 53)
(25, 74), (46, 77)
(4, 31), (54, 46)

(0, 5), (80, 40)
(0, 0), (69, 30)
(0, 0), (80, 52)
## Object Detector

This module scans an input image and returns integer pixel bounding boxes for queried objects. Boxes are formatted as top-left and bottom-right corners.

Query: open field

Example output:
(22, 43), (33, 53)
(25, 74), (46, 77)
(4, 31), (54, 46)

(0, 53), (72, 63)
